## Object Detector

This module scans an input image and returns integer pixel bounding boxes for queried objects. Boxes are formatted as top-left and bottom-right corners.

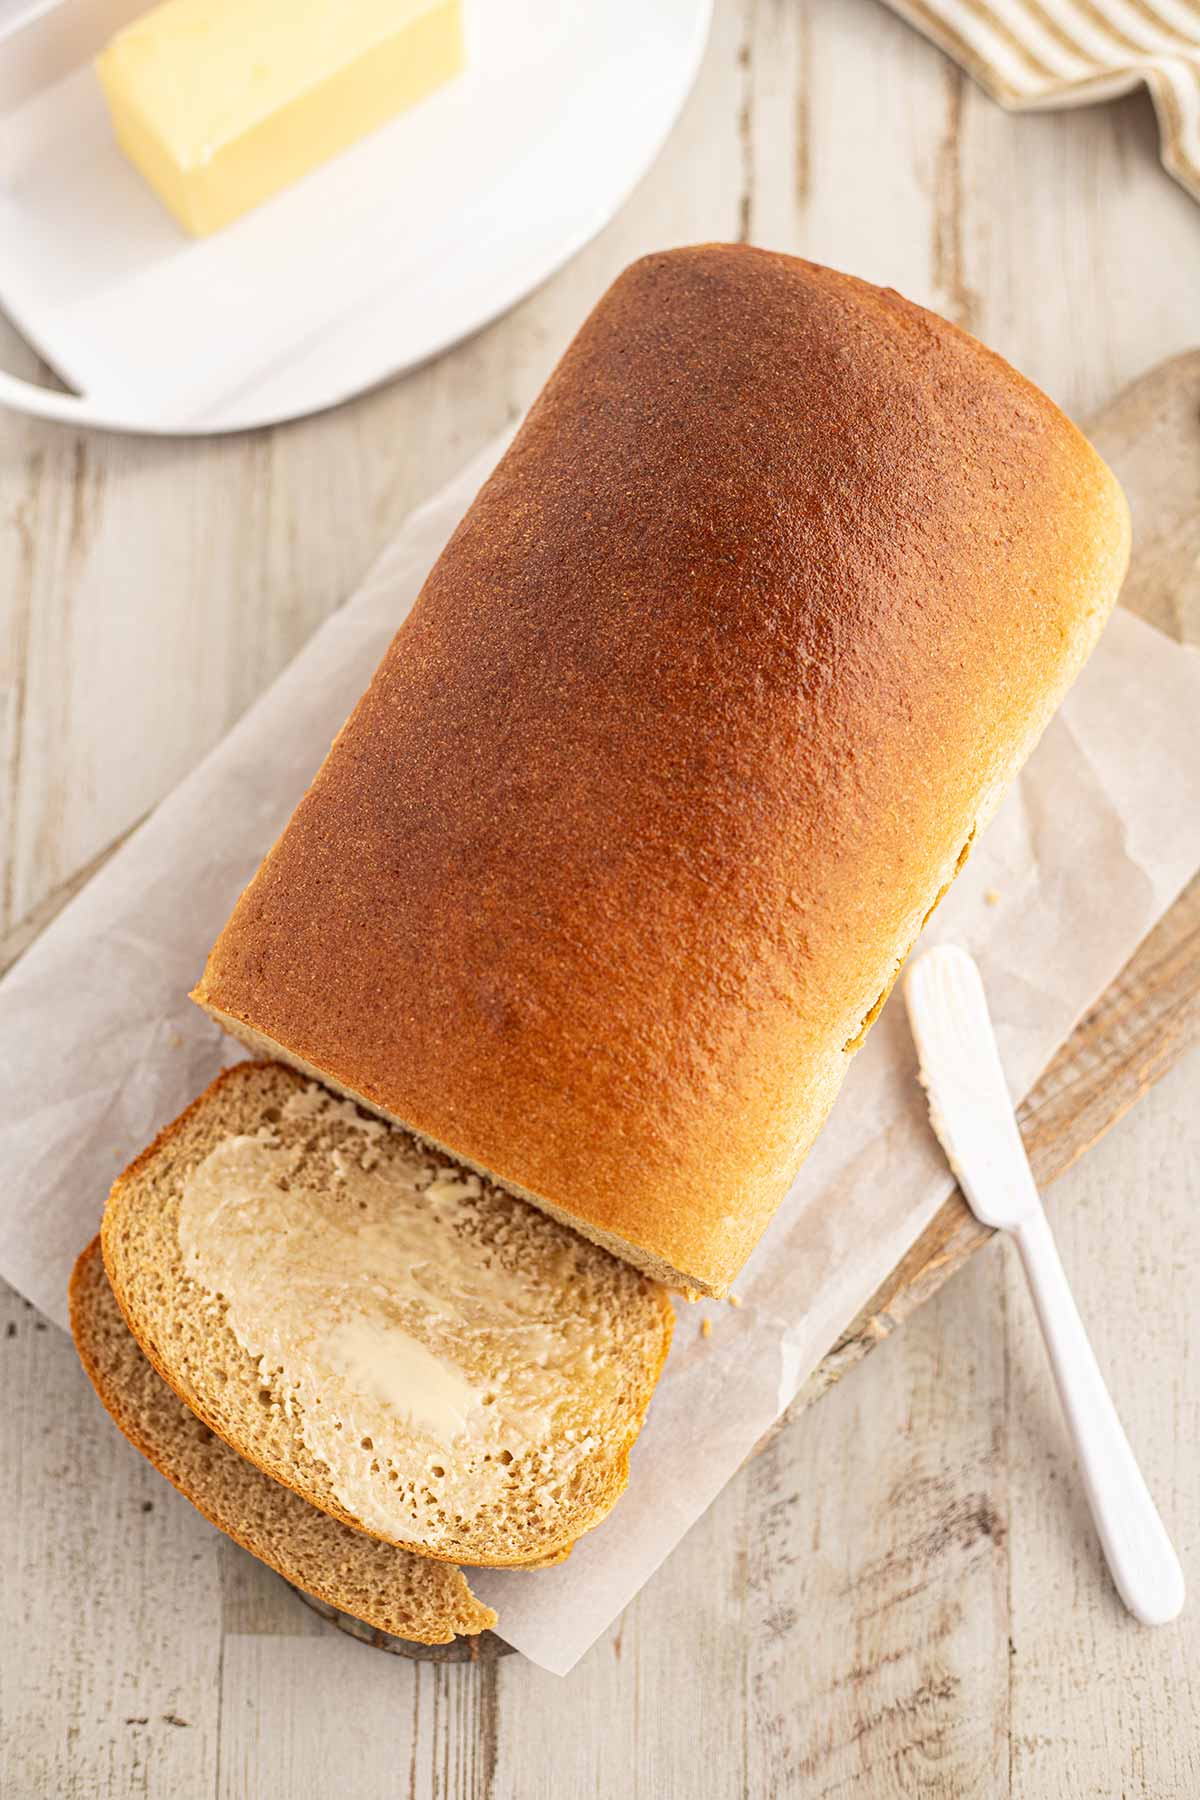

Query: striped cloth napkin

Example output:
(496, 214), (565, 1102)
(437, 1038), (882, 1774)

(882, 0), (1200, 202)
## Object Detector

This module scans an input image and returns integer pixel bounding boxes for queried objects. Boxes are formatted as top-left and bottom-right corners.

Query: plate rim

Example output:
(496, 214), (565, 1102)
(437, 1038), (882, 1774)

(0, 0), (714, 436)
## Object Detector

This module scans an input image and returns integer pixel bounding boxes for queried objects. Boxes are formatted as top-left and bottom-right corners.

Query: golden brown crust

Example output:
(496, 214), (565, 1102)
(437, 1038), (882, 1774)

(194, 246), (1129, 1295)
(69, 1238), (498, 1643)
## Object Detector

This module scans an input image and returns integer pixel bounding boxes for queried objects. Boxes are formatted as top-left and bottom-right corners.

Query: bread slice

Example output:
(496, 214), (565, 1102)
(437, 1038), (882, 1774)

(101, 1062), (674, 1568)
(69, 1238), (496, 1644)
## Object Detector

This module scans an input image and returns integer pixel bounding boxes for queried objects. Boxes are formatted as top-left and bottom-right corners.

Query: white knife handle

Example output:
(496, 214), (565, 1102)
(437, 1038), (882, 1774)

(1014, 1204), (1184, 1626)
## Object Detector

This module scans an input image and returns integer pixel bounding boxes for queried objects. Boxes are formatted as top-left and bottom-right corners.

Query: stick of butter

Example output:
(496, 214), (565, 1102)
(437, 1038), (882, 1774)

(96, 0), (465, 237)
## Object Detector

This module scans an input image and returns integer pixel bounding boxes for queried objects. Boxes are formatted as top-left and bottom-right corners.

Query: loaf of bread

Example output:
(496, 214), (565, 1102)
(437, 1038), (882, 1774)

(194, 245), (1130, 1296)
(100, 1062), (672, 1567)
(70, 1239), (497, 1644)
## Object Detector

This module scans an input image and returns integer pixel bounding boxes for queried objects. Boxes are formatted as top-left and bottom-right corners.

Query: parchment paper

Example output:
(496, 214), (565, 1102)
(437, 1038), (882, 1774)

(1, 433), (1198, 1676)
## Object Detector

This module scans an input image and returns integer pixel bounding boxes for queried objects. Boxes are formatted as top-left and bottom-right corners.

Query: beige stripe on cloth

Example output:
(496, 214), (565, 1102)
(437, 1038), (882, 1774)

(881, 0), (1200, 200)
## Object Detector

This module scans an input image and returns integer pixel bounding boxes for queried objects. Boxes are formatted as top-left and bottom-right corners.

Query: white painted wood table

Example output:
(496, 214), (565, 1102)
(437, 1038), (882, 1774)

(2, 2), (1198, 1793)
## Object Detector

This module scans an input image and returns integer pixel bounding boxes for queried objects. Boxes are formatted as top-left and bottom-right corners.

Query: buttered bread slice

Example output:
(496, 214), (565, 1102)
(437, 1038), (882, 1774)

(101, 1062), (673, 1568)
(70, 1239), (497, 1644)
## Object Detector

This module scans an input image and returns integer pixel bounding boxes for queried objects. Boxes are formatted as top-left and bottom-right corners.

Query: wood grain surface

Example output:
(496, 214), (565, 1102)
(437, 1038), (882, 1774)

(2, 1), (1199, 1794)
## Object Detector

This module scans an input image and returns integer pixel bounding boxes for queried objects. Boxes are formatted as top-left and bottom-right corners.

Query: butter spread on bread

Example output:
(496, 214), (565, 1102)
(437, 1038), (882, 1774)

(101, 1063), (673, 1567)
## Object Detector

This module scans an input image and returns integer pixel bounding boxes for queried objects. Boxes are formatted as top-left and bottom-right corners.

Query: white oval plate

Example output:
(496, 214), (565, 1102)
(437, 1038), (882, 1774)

(0, 0), (712, 434)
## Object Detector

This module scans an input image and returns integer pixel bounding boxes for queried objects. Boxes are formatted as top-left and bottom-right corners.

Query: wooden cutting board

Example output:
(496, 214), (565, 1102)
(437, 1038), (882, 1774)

(292, 349), (1200, 1662)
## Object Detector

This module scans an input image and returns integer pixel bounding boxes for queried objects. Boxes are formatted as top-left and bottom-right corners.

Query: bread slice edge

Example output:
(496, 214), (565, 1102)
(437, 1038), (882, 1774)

(198, 1005), (709, 1296)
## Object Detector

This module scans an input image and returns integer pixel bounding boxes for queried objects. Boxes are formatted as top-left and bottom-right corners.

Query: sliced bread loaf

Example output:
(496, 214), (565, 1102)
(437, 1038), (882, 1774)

(101, 1062), (674, 1568)
(70, 1238), (497, 1644)
(193, 247), (1128, 1299)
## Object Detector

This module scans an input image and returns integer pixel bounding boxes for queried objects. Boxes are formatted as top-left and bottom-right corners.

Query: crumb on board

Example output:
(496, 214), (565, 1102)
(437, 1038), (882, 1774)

(984, 888), (1001, 906)
(700, 1317), (713, 1340)
(682, 1287), (701, 1304)
(728, 1292), (742, 1308)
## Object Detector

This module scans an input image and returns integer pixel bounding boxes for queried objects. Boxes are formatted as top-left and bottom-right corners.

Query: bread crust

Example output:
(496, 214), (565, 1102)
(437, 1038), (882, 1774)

(70, 1238), (499, 1643)
(194, 245), (1130, 1295)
